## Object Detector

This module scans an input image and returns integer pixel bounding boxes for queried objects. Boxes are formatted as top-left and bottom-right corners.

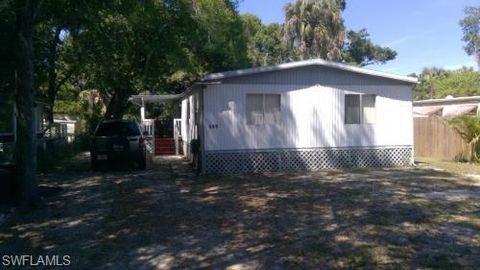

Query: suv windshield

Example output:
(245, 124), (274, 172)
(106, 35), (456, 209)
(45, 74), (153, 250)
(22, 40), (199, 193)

(95, 121), (141, 137)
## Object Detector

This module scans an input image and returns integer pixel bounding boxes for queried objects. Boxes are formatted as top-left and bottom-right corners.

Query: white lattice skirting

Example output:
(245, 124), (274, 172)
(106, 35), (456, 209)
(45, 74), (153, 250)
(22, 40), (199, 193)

(205, 147), (413, 174)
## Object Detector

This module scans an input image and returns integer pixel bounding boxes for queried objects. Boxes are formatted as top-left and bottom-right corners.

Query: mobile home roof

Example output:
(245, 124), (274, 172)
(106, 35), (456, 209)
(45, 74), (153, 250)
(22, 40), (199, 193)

(202, 59), (418, 84)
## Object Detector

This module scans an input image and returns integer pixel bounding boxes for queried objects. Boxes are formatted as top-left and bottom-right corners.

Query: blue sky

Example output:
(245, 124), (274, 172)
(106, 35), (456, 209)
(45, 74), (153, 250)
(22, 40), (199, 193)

(238, 0), (480, 75)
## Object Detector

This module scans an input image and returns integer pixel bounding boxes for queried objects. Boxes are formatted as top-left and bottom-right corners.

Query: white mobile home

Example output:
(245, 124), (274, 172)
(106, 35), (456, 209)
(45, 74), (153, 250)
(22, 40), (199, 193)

(178, 59), (417, 174)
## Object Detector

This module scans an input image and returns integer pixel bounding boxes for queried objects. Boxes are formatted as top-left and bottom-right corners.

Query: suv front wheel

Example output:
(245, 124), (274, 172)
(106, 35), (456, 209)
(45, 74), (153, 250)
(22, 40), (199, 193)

(138, 157), (146, 170)
(91, 158), (101, 171)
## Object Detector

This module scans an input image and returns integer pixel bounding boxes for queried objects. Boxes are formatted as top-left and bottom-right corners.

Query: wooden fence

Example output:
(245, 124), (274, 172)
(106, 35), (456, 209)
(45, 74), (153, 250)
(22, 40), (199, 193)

(414, 116), (471, 161)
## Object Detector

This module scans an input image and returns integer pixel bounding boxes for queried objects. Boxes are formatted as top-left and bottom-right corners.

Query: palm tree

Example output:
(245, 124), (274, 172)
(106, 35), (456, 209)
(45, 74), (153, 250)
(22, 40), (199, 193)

(449, 115), (480, 161)
(284, 0), (346, 61)
(420, 67), (448, 99)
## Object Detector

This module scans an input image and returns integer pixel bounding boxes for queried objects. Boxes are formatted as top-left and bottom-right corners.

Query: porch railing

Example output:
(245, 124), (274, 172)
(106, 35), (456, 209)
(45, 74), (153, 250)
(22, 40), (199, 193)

(141, 119), (155, 155)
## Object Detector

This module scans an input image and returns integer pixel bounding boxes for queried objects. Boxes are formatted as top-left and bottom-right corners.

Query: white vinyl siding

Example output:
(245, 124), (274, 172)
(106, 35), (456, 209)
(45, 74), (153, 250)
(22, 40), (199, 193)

(203, 83), (412, 151)
(345, 94), (376, 124)
(246, 94), (281, 125)
(181, 94), (199, 158)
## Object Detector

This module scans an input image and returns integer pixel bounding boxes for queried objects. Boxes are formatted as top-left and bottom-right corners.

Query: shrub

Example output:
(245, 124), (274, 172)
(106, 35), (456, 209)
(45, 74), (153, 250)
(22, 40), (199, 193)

(448, 115), (480, 162)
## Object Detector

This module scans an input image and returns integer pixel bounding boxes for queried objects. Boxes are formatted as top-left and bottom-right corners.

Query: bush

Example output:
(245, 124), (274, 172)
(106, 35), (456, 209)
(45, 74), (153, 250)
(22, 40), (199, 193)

(37, 133), (91, 171)
(0, 143), (15, 163)
(448, 115), (480, 162)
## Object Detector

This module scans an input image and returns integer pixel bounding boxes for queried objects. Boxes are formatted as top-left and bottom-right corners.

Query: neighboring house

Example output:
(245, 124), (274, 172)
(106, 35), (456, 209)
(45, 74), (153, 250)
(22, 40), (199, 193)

(0, 101), (44, 155)
(179, 59), (417, 174)
(413, 96), (480, 118)
(0, 102), (44, 143)
(51, 114), (80, 143)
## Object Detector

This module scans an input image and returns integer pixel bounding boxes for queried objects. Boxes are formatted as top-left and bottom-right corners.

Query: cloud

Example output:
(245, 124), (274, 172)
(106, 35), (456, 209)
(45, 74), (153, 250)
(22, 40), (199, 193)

(383, 28), (443, 48)
(383, 35), (416, 47)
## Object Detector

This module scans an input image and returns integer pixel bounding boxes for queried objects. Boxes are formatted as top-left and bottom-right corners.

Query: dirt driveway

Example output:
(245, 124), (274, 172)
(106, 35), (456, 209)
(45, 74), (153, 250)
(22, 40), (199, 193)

(1, 154), (479, 269)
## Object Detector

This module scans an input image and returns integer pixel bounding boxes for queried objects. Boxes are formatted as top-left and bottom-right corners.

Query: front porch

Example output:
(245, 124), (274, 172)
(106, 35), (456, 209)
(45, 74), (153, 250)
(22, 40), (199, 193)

(129, 95), (183, 156)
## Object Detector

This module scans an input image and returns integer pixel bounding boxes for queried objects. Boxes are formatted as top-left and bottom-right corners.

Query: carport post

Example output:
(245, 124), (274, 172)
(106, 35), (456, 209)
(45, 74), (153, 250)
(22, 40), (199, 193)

(13, 104), (17, 143)
(140, 98), (145, 122)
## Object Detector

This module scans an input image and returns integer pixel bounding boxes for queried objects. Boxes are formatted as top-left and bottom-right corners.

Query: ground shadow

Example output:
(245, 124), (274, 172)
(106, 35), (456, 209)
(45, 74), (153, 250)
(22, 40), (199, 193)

(0, 155), (479, 269)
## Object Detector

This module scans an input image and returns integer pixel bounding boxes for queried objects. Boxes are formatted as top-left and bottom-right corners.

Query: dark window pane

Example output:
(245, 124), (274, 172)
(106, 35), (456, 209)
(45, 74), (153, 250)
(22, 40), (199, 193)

(264, 94), (281, 124)
(345, 94), (361, 124)
(246, 94), (264, 125)
(96, 122), (140, 136)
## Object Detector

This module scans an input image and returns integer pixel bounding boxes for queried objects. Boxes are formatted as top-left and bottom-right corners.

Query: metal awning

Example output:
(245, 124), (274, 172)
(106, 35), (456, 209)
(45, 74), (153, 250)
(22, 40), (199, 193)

(129, 94), (183, 106)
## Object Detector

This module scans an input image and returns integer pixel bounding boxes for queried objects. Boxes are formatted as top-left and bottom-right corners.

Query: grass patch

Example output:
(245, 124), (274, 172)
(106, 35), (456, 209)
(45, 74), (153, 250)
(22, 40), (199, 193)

(346, 247), (374, 267)
(416, 157), (480, 176)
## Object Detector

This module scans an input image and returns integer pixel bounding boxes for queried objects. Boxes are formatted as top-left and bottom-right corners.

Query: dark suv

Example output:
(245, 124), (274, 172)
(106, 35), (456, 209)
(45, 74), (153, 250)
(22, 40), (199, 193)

(90, 120), (148, 170)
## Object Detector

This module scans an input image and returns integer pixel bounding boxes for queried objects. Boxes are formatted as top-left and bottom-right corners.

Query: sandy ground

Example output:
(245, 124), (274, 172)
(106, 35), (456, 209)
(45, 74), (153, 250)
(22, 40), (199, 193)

(0, 153), (479, 269)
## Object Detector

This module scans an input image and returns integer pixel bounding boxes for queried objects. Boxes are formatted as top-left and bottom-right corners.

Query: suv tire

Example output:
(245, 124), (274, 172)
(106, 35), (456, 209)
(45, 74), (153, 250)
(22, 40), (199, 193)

(91, 159), (101, 171)
(138, 157), (146, 170)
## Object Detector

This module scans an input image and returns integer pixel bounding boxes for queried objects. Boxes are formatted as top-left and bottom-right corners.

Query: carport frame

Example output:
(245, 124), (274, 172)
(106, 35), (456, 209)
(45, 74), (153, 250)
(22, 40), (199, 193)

(129, 94), (183, 155)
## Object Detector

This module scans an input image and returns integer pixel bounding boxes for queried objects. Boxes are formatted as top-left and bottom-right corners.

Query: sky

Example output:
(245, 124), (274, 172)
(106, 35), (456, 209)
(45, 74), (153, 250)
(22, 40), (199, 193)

(238, 0), (480, 75)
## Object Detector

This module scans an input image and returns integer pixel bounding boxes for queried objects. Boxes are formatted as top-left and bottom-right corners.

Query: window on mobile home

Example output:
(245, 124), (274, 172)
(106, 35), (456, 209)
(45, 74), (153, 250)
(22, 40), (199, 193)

(345, 94), (376, 124)
(246, 94), (281, 125)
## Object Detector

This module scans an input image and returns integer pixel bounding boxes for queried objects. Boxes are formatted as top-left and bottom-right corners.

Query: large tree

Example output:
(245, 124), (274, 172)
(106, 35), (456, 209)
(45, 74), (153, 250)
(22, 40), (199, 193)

(282, 0), (396, 66)
(433, 67), (480, 98)
(14, 0), (41, 206)
(191, 0), (249, 72)
(74, 0), (197, 119)
(413, 67), (449, 100)
(412, 67), (480, 100)
(343, 29), (397, 66)
(241, 14), (294, 66)
(34, 0), (85, 128)
(460, 6), (480, 66)
(284, 0), (346, 61)
(70, 0), (248, 119)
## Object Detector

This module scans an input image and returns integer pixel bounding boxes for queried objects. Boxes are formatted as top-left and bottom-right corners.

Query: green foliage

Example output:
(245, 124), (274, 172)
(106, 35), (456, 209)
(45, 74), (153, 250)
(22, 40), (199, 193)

(2, 0), (399, 137)
(37, 135), (91, 171)
(54, 90), (104, 135)
(193, 0), (249, 72)
(413, 67), (480, 100)
(343, 29), (397, 66)
(283, 0), (396, 66)
(460, 6), (480, 62)
(68, 0), (249, 119)
(413, 67), (449, 100)
(449, 115), (480, 161)
(241, 14), (293, 66)
(0, 1), (15, 100)
(241, 13), (262, 40)
(0, 102), (14, 134)
(284, 0), (346, 61)
(434, 67), (480, 98)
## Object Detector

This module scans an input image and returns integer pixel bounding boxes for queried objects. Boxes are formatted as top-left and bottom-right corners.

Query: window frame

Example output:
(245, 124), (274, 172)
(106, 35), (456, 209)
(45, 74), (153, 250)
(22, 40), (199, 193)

(344, 93), (377, 125)
(246, 93), (281, 125)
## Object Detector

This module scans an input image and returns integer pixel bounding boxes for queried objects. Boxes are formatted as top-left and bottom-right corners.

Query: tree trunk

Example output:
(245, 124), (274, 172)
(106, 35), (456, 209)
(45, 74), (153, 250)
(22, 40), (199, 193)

(104, 89), (129, 119)
(15, 0), (41, 207)
(429, 84), (435, 99)
(45, 27), (62, 127)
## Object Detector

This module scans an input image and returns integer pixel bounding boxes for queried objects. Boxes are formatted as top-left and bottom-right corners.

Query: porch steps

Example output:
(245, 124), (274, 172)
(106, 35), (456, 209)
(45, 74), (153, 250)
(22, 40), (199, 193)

(155, 138), (176, 155)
